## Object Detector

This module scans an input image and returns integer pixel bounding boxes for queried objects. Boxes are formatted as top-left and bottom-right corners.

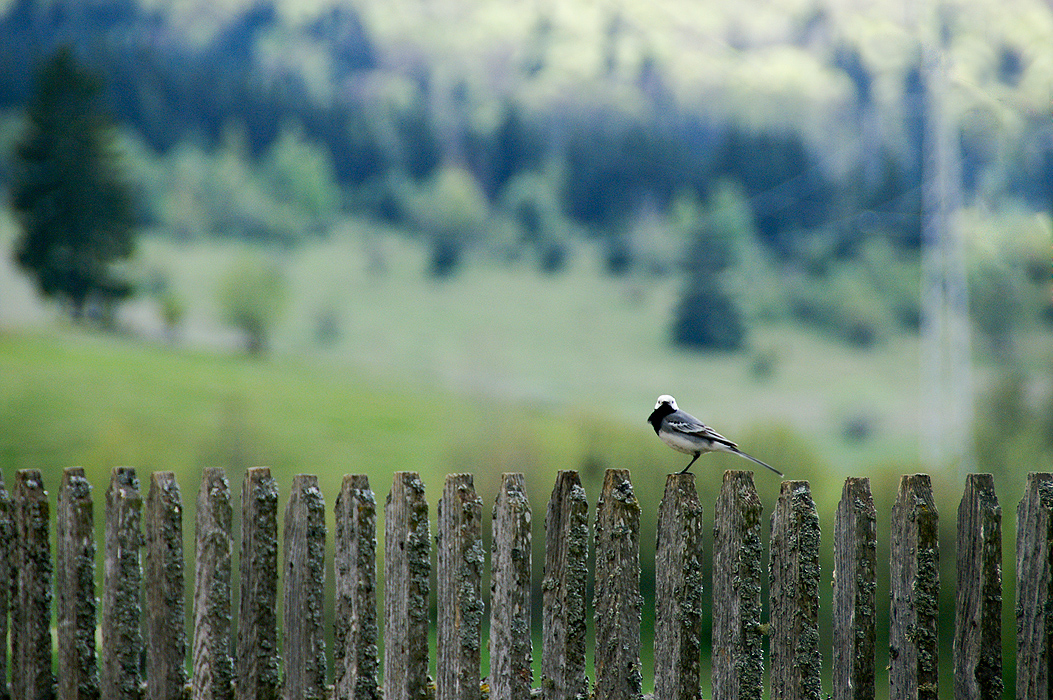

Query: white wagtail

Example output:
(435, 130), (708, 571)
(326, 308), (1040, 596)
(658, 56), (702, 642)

(647, 395), (783, 476)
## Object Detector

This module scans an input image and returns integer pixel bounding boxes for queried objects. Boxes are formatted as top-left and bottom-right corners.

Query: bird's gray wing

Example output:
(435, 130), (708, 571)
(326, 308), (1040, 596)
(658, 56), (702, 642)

(665, 415), (739, 449)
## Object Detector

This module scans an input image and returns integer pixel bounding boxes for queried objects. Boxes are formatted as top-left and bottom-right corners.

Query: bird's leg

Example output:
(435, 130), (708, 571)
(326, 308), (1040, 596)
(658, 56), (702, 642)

(679, 452), (701, 474)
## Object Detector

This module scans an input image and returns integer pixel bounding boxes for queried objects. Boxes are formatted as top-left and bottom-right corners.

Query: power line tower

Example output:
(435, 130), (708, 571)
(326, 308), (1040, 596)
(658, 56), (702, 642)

(919, 25), (974, 473)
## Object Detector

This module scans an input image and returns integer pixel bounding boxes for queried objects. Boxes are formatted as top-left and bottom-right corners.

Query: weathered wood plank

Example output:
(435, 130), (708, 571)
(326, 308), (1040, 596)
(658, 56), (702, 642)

(334, 474), (380, 700)
(954, 473), (1003, 700)
(437, 474), (484, 700)
(1015, 472), (1053, 699)
(237, 467), (280, 700)
(145, 472), (188, 700)
(769, 480), (821, 700)
(384, 472), (431, 700)
(653, 473), (703, 700)
(490, 473), (532, 700)
(711, 470), (764, 700)
(889, 474), (939, 700)
(832, 477), (876, 700)
(541, 471), (589, 700)
(101, 467), (144, 700)
(282, 474), (328, 700)
(193, 468), (234, 700)
(594, 469), (643, 700)
(57, 467), (99, 700)
(0, 471), (12, 700)
(12, 469), (55, 700)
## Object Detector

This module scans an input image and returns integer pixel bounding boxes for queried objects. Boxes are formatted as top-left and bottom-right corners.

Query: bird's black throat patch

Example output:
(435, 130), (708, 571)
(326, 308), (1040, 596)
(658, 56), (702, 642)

(647, 402), (675, 434)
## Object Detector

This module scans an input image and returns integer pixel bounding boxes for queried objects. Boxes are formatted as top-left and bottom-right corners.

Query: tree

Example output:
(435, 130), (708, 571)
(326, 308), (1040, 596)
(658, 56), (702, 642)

(671, 182), (752, 351)
(217, 254), (287, 355)
(11, 47), (137, 321)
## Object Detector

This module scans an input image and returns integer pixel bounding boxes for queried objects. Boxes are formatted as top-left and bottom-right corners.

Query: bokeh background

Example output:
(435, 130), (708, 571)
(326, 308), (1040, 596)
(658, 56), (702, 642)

(0, 0), (1051, 696)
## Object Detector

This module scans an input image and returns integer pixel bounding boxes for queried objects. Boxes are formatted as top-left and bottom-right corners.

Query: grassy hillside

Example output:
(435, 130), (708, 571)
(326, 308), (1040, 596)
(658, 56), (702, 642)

(127, 229), (946, 474)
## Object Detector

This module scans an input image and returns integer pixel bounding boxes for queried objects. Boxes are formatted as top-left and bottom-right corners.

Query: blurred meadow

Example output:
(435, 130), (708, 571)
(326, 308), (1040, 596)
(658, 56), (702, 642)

(0, 0), (1052, 696)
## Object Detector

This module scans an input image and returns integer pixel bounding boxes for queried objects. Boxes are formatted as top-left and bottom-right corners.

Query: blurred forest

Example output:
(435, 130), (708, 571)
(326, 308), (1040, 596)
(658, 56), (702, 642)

(0, 0), (1049, 312)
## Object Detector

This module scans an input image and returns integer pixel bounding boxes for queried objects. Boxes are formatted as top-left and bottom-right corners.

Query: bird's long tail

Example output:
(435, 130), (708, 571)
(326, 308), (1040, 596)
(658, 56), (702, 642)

(733, 449), (784, 477)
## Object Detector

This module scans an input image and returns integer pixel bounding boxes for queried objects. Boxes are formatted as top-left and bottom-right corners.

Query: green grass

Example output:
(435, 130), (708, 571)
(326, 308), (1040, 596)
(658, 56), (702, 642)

(133, 228), (963, 478)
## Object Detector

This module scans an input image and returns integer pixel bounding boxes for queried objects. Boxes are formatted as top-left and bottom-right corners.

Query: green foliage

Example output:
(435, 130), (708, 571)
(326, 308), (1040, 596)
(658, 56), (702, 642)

(671, 180), (757, 351)
(786, 267), (892, 348)
(498, 168), (574, 272)
(683, 180), (757, 273)
(961, 204), (1052, 354)
(10, 47), (137, 320)
(671, 275), (747, 351)
(263, 124), (342, 220)
(974, 368), (1053, 482)
(780, 236), (920, 347)
(216, 253), (288, 354)
(142, 127), (338, 244)
(400, 166), (491, 277)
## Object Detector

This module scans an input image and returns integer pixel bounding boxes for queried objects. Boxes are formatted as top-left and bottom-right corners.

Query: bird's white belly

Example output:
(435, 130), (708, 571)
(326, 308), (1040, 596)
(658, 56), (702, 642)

(660, 431), (705, 455)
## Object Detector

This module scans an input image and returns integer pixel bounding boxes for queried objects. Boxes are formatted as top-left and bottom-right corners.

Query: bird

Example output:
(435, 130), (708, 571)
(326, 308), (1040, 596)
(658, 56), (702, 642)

(647, 394), (783, 476)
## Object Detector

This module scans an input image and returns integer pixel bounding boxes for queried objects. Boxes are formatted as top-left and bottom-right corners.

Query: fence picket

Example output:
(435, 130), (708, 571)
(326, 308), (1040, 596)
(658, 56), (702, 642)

(237, 467), (280, 700)
(384, 472), (431, 700)
(102, 467), (144, 700)
(889, 474), (939, 700)
(653, 473), (703, 700)
(334, 474), (380, 700)
(0, 471), (12, 700)
(770, 480), (821, 700)
(193, 467), (234, 700)
(954, 473), (1003, 700)
(12, 469), (55, 699)
(437, 474), (484, 700)
(490, 473), (533, 700)
(832, 477), (876, 700)
(541, 470), (589, 700)
(57, 467), (98, 700)
(594, 469), (643, 700)
(1015, 472), (1053, 699)
(282, 474), (328, 700)
(712, 470), (764, 700)
(145, 471), (188, 700)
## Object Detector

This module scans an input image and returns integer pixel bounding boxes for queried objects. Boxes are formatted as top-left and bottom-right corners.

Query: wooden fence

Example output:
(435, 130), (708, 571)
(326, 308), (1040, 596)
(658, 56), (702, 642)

(0, 466), (1051, 700)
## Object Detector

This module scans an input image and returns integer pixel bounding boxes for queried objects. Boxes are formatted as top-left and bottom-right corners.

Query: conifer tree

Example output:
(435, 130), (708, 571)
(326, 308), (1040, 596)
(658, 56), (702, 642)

(11, 47), (136, 321)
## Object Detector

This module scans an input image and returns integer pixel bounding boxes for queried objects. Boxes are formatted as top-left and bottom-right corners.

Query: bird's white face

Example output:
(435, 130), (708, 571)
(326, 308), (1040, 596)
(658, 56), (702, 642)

(655, 394), (678, 410)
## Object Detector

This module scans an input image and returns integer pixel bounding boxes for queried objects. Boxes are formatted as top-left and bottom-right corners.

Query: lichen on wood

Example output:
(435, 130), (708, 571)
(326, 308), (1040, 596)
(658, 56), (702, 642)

(490, 473), (532, 700)
(283, 474), (328, 700)
(12, 469), (55, 700)
(1015, 472), (1053, 699)
(385, 472), (432, 700)
(193, 468), (234, 700)
(594, 469), (643, 700)
(832, 477), (876, 700)
(889, 474), (939, 700)
(653, 473), (703, 700)
(237, 467), (280, 700)
(541, 471), (589, 700)
(711, 470), (764, 700)
(57, 467), (99, 700)
(145, 471), (188, 700)
(335, 474), (380, 700)
(769, 480), (821, 700)
(101, 467), (143, 700)
(437, 473), (483, 700)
